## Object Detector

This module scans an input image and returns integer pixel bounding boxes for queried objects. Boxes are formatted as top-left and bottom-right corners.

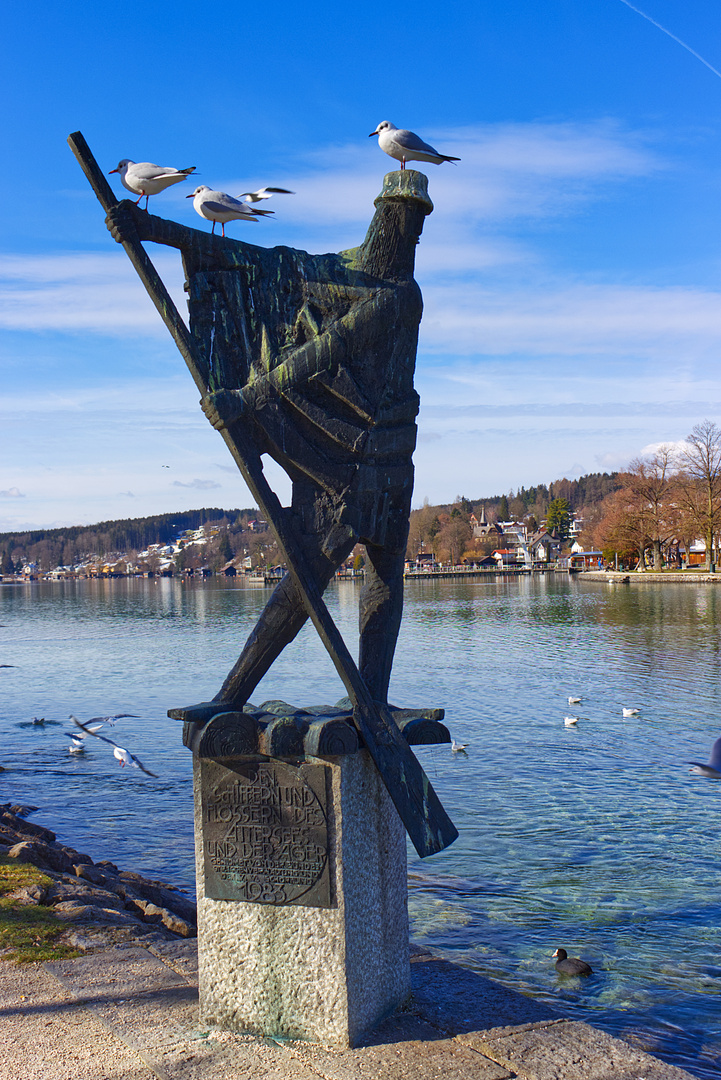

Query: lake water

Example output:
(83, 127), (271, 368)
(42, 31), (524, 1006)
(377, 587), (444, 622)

(1, 574), (719, 1078)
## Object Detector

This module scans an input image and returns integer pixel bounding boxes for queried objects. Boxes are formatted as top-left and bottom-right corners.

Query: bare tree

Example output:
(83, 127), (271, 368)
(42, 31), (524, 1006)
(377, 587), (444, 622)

(676, 420), (721, 572)
(625, 446), (678, 570)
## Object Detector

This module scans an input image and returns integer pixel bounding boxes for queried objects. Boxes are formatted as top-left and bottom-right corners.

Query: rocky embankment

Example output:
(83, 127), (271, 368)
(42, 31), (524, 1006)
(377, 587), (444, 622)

(0, 803), (196, 950)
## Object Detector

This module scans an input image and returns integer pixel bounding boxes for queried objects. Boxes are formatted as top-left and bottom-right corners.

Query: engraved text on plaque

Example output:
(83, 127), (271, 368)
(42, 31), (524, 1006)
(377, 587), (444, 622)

(201, 760), (331, 907)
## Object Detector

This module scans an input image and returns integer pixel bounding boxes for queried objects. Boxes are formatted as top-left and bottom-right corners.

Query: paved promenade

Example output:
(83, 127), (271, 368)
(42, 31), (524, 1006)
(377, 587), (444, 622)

(0, 940), (696, 1080)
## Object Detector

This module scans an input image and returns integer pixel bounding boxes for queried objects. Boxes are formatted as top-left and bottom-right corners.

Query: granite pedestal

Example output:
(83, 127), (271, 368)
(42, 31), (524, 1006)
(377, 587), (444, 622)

(178, 699), (450, 1047)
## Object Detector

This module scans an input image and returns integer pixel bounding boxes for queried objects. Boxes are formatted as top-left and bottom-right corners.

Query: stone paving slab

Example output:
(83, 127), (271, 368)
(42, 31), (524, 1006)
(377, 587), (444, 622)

(462, 1019), (697, 1080)
(0, 961), (157, 1080)
(45, 946), (189, 1000)
(410, 958), (561, 1032)
(286, 1013), (512, 1079)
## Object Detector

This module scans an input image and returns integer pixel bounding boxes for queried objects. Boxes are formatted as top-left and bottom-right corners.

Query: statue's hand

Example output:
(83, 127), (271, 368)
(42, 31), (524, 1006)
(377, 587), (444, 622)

(105, 201), (142, 245)
(200, 389), (249, 430)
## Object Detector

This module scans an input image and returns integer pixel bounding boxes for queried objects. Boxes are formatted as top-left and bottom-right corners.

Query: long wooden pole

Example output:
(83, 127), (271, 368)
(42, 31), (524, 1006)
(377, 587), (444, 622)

(67, 131), (457, 858)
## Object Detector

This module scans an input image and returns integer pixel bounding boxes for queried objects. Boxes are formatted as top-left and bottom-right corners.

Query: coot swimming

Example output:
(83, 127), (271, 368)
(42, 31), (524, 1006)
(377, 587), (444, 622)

(553, 948), (593, 976)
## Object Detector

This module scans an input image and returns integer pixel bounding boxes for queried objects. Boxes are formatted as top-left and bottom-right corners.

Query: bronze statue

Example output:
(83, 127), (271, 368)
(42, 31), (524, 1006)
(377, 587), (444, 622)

(69, 132), (456, 857)
(105, 171), (431, 709)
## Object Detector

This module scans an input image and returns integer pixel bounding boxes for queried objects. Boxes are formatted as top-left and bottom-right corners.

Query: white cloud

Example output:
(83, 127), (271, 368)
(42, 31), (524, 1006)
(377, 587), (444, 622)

(171, 478), (222, 490)
(0, 251), (187, 335)
(0, 487), (25, 498)
(420, 282), (721, 360)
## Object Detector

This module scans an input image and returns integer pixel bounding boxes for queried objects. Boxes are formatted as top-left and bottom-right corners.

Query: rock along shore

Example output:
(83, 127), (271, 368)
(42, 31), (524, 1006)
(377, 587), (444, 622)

(0, 802), (196, 951)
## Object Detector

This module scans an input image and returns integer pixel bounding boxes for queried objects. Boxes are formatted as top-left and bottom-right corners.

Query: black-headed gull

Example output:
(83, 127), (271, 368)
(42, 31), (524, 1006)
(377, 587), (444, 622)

(622, 707), (639, 718)
(109, 160), (196, 210)
(187, 185), (274, 236)
(564, 716), (580, 727)
(238, 186), (295, 204)
(688, 736), (721, 779)
(568, 696), (581, 705)
(70, 715), (157, 777)
(369, 121), (461, 170)
(451, 739), (469, 753)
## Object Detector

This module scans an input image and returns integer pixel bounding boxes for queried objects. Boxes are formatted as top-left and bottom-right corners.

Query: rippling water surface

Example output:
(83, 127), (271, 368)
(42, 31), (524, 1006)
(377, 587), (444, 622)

(1, 575), (720, 1077)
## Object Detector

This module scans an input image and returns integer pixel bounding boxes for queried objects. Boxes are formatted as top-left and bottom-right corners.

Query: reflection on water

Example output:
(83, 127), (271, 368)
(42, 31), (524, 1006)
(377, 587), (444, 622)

(1, 575), (720, 1078)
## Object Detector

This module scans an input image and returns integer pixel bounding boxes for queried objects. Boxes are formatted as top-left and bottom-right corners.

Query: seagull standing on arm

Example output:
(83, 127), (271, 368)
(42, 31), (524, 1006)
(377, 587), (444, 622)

(109, 160), (196, 211)
(187, 186), (274, 237)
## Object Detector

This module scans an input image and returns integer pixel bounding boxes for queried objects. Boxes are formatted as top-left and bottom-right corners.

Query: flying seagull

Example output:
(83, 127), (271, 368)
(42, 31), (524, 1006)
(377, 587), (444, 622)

(238, 186), (295, 204)
(109, 160), (196, 211)
(369, 121), (461, 170)
(70, 715), (157, 777)
(688, 736), (721, 779)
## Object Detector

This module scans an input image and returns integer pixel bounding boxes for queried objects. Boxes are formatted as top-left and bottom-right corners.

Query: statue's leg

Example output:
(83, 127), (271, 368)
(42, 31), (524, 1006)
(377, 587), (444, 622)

(358, 543), (406, 704)
(358, 481), (413, 703)
(214, 483), (355, 707)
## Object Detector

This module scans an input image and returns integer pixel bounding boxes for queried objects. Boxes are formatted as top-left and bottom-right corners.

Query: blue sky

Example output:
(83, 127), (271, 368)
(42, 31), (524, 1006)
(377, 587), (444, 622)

(2, 0), (721, 530)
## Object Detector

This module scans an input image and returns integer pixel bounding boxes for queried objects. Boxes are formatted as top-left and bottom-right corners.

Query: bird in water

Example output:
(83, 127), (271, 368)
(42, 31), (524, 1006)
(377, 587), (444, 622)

(69, 715), (157, 777)
(553, 948), (593, 976)
(564, 716), (580, 727)
(568, 696), (581, 705)
(369, 121), (461, 170)
(31, 717), (46, 726)
(622, 707), (639, 717)
(451, 739), (469, 753)
(688, 735), (721, 779)
(187, 185), (275, 236)
(109, 160), (196, 211)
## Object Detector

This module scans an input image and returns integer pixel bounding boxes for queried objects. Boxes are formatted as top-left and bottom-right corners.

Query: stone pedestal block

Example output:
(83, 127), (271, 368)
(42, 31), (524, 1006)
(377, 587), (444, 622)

(192, 749), (410, 1047)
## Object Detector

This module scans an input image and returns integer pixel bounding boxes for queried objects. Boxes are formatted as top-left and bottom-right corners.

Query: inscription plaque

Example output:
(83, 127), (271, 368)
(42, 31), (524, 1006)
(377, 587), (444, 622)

(200, 759), (331, 907)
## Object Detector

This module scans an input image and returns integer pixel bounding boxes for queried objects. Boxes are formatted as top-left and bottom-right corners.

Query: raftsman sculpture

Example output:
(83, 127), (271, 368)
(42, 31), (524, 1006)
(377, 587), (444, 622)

(70, 130), (458, 1045)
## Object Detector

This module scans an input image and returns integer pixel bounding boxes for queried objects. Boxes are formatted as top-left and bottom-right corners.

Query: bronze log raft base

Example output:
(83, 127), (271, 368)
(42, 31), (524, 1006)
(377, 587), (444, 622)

(68, 131), (457, 859)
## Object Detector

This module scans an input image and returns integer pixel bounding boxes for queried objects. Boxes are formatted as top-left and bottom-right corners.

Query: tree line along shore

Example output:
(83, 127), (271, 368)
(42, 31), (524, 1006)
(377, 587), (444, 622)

(4, 419), (721, 579)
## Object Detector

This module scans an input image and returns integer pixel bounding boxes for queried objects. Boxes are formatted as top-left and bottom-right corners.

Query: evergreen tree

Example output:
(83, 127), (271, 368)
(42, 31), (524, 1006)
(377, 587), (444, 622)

(546, 498), (572, 540)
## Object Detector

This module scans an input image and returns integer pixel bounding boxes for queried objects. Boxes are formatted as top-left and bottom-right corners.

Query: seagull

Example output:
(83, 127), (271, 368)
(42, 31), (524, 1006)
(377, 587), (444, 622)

(65, 717), (127, 754)
(87, 713), (138, 725)
(67, 732), (86, 754)
(568, 696), (581, 705)
(688, 736), (721, 779)
(31, 717), (46, 726)
(109, 160), (196, 211)
(238, 186), (295, 204)
(451, 739), (469, 753)
(187, 186), (274, 236)
(622, 707), (639, 718)
(564, 716), (580, 727)
(369, 121), (461, 170)
(70, 715), (157, 777)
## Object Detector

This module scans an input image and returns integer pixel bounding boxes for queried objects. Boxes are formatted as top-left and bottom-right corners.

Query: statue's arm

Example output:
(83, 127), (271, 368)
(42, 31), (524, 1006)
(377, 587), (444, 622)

(201, 290), (397, 430)
(105, 200), (244, 266)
